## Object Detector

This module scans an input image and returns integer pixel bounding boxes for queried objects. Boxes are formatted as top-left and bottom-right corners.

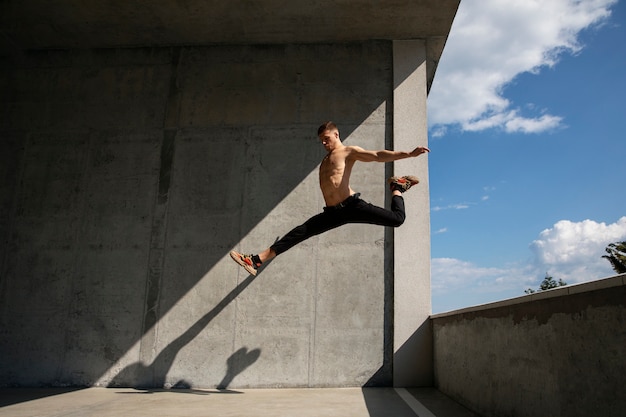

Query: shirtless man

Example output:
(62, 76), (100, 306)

(230, 121), (430, 276)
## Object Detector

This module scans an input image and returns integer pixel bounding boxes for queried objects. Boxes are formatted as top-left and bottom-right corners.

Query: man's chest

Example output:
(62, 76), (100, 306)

(320, 152), (348, 173)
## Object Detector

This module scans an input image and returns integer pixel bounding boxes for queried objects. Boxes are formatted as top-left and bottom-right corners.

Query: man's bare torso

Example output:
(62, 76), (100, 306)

(319, 147), (357, 206)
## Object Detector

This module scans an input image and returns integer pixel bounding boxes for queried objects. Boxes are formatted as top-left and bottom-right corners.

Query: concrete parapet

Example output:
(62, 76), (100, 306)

(431, 274), (626, 417)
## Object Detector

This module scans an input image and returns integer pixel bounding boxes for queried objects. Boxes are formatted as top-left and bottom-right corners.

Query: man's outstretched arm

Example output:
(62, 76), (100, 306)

(348, 145), (430, 162)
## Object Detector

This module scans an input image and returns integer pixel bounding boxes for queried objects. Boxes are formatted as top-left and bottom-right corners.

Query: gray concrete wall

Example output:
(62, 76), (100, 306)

(392, 40), (432, 387)
(431, 275), (626, 417)
(0, 41), (423, 388)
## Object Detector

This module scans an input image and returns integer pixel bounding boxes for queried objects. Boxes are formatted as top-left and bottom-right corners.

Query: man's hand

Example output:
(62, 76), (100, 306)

(410, 146), (430, 157)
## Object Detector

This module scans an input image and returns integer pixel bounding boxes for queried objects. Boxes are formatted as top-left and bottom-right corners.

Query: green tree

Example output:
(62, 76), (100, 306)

(525, 273), (567, 294)
(602, 241), (626, 274)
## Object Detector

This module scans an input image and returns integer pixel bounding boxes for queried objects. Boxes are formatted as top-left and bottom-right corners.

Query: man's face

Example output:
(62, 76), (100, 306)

(319, 128), (339, 152)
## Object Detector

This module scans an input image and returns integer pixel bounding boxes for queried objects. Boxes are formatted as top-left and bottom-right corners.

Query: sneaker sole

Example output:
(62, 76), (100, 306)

(388, 175), (420, 191)
(229, 251), (257, 276)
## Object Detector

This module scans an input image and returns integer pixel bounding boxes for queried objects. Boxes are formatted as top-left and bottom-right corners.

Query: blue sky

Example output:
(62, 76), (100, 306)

(427, 0), (626, 313)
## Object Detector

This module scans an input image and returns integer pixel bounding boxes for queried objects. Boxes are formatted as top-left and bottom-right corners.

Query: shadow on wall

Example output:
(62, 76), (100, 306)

(108, 274), (261, 389)
(0, 41), (411, 387)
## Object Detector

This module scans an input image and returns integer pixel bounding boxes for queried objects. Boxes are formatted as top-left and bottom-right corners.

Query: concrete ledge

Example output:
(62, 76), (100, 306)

(430, 274), (626, 417)
(1, 1), (460, 49)
(431, 273), (626, 319)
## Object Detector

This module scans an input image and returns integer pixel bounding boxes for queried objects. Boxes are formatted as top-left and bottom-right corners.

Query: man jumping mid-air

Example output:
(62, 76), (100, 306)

(230, 121), (430, 276)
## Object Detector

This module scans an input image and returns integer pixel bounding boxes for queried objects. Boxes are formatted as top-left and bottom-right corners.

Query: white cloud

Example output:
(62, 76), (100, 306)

(530, 216), (626, 283)
(431, 217), (626, 310)
(431, 257), (535, 295)
(432, 203), (470, 212)
(428, 0), (616, 134)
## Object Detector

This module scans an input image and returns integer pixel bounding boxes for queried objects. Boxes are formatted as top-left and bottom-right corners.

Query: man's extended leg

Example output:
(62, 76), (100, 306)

(230, 209), (345, 275)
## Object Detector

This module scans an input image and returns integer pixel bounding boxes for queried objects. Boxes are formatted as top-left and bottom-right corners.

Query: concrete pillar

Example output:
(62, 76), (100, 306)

(392, 39), (432, 387)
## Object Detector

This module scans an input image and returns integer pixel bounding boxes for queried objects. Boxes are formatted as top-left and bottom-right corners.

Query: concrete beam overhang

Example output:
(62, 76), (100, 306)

(0, 0), (459, 92)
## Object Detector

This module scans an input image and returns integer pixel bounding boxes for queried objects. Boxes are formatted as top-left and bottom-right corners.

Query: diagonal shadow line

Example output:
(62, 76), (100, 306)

(108, 272), (259, 388)
(0, 41), (426, 387)
(141, 45), (424, 387)
(143, 41), (401, 336)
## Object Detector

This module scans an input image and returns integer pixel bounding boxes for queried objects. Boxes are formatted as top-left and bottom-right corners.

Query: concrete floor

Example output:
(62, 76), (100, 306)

(0, 387), (480, 417)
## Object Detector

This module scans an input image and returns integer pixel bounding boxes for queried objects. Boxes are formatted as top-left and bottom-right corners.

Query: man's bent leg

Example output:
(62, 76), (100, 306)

(390, 195), (406, 225)
(347, 196), (406, 227)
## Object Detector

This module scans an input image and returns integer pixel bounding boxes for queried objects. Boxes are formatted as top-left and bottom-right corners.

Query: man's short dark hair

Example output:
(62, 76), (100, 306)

(318, 121), (338, 136)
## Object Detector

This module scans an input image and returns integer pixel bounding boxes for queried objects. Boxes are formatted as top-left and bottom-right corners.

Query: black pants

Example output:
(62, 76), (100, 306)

(269, 193), (406, 256)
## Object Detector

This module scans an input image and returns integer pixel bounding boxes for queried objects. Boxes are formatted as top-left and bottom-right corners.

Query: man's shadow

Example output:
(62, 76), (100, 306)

(109, 272), (262, 390)
(216, 346), (261, 390)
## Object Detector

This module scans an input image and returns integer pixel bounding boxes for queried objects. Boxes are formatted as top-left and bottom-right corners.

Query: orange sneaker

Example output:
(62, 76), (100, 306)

(229, 251), (259, 276)
(388, 175), (419, 193)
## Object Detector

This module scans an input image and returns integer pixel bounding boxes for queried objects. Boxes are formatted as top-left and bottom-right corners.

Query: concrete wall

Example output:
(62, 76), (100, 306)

(431, 275), (626, 417)
(0, 41), (431, 388)
(392, 40), (432, 387)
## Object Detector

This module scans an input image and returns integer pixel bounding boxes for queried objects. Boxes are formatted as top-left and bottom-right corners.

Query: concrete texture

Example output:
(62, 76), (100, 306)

(431, 275), (626, 417)
(0, 39), (435, 388)
(392, 40), (432, 387)
(0, 43), (395, 388)
(0, 387), (480, 417)
(0, 1), (460, 389)
(0, 1), (460, 92)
